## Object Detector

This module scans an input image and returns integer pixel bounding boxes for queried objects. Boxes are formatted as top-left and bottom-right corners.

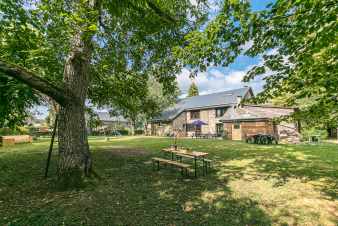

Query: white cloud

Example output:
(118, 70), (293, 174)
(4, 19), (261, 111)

(240, 40), (254, 52)
(176, 65), (267, 98)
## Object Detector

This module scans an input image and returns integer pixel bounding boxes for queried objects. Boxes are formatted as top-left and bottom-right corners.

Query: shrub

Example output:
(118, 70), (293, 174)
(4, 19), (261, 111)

(134, 129), (144, 135)
(301, 127), (328, 141)
(0, 127), (26, 135)
(117, 129), (129, 135)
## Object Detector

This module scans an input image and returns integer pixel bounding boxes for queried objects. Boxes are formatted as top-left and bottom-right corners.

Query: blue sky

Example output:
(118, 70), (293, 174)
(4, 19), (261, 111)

(33, 0), (273, 119)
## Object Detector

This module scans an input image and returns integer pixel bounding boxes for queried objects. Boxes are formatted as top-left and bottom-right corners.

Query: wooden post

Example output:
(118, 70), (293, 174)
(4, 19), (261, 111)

(44, 114), (58, 178)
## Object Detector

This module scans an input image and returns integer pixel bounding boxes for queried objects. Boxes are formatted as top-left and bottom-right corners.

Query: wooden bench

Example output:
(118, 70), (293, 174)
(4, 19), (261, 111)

(152, 157), (191, 176)
(175, 153), (195, 161)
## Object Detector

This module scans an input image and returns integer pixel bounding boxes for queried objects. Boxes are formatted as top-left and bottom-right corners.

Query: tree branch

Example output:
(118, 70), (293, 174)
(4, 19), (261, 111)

(123, 0), (177, 24)
(0, 60), (71, 106)
(146, 0), (177, 24)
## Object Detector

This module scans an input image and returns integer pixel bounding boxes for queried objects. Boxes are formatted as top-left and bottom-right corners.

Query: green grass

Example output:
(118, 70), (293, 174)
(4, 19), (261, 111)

(0, 136), (337, 225)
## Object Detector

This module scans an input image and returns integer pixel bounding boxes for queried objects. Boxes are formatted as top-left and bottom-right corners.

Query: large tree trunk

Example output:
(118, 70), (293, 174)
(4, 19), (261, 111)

(57, 33), (92, 186)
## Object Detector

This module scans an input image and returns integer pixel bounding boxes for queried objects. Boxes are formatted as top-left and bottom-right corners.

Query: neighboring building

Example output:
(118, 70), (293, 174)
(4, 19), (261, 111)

(150, 87), (300, 143)
(96, 111), (130, 128)
(87, 111), (131, 134)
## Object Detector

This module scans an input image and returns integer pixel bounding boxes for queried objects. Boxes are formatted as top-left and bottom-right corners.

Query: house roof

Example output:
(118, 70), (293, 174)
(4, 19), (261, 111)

(221, 105), (295, 122)
(96, 111), (128, 123)
(153, 87), (253, 122)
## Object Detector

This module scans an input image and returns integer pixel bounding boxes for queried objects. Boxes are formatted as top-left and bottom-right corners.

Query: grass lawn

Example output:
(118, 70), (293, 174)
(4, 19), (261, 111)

(0, 136), (337, 225)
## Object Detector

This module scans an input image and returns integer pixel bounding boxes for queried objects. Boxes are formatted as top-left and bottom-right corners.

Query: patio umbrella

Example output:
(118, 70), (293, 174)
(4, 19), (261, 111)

(191, 120), (208, 126)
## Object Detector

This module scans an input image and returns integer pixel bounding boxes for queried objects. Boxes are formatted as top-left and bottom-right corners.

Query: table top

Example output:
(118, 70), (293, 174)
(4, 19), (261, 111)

(162, 147), (208, 157)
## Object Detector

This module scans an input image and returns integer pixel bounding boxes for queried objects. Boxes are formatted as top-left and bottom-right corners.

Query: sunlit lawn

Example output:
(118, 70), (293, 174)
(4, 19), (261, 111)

(0, 136), (337, 225)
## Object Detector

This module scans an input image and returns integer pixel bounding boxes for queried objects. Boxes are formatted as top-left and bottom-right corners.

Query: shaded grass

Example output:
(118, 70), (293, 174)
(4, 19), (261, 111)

(0, 136), (337, 225)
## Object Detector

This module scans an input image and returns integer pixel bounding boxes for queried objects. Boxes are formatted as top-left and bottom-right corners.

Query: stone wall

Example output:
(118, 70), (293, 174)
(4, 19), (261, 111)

(186, 108), (222, 135)
(277, 122), (300, 144)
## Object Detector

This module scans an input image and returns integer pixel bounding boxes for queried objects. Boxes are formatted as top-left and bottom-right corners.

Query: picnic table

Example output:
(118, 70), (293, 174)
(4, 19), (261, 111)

(162, 147), (208, 177)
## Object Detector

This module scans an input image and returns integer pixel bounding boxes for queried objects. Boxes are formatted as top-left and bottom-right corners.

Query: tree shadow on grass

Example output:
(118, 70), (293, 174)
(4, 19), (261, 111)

(2, 140), (337, 225)
(80, 149), (272, 226)
(223, 144), (338, 200)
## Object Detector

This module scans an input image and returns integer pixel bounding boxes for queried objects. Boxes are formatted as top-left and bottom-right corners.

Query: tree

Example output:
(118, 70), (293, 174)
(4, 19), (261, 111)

(243, 0), (338, 127)
(176, 0), (337, 127)
(94, 75), (179, 135)
(0, 0), (208, 185)
(188, 82), (199, 97)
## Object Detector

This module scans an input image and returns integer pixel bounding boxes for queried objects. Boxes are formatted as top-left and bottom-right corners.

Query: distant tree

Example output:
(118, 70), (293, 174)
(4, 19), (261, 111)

(97, 75), (179, 135)
(188, 82), (199, 97)
(86, 108), (102, 135)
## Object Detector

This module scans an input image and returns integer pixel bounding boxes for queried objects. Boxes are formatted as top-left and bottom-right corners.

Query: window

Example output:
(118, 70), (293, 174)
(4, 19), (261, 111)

(215, 108), (227, 117)
(190, 110), (200, 119)
(233, 122), (240, 129)
(216, 123), (224, 136)
(184, 123), (196, 132)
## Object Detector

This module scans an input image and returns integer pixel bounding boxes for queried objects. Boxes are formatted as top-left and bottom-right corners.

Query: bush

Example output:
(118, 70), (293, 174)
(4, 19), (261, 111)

(134, 129), (144, 135)
(117, 129), (129, 135)
(301, 127), (328, 141)
(0, 127), (28, 136)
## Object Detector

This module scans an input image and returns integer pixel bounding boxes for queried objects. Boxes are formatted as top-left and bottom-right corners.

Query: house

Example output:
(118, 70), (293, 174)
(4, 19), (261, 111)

(96, 111), (130, 128)
(87, 111), (131, 134)
(150, 87), (300, 143)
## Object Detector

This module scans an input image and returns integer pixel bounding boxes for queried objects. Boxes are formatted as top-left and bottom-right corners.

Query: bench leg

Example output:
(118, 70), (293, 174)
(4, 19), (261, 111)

(202, 159), (205, 176)
(157, 161), (160, 171)
(194, 158), (197, 177)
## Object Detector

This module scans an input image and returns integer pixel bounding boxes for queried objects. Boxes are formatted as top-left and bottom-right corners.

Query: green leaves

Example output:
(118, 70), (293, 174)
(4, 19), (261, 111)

(175, 0), (251, 71)
(177, 0), (337, 127)
(245, 0), (338, 126)
(0, 0), (205, 126)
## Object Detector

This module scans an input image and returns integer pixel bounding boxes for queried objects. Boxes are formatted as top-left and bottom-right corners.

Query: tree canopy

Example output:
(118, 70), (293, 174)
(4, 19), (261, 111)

(0, 0), (210, 180)
(0, 0), (207, 123)
(176, 0), (338, 127)
(244, 0), (338, 127)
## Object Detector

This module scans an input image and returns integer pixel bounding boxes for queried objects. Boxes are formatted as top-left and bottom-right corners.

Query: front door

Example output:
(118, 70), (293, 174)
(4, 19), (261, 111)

(195, 125), (201, 136)
(232, 122), (242, 140)
(216, 123), (224, 136)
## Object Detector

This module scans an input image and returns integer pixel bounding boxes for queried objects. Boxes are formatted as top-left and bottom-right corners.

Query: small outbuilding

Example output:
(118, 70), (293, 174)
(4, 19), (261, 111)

(221, 105), (300, 144)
